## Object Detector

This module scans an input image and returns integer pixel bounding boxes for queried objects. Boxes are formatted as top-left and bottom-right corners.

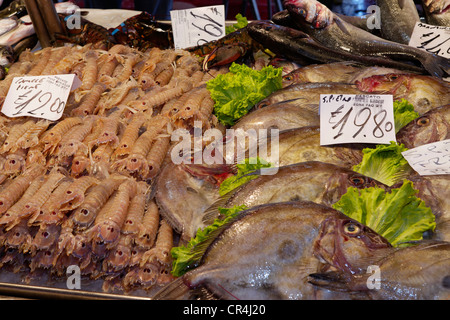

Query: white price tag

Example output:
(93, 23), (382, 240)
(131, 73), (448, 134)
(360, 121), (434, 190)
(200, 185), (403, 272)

(320, 94), (396, 146)
(401, 139), (450, 176)
(409, 22), (450, 59)
(2, 74), (76, 121)
(170, 5), (225, 49)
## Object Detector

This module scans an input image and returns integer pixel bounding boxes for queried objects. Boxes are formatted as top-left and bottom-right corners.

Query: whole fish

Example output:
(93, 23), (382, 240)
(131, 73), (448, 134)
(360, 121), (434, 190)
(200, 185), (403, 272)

(285, 0), (450, 78)
(255, 82), (364, 108)
(155, 162), (235, 241)
(153, 201), (391, 300)
(282, 62), (410, 86)
(404, 175), (450, 241)
(308, 241), (450, 300)
(396, 104), (450, 148)
(282, 61), (363, 86)
(376, 0), (420, 44)
(421, 0), (450, 26)
(247, 21), (425, 73)
(356, 74), (450, 115)
(232, 100), (320, 131)
(223, 161), (384, 210)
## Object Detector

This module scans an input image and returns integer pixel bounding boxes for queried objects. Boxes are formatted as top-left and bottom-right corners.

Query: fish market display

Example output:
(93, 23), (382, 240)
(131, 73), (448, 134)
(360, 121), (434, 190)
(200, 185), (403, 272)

(0, 0), (447, 300)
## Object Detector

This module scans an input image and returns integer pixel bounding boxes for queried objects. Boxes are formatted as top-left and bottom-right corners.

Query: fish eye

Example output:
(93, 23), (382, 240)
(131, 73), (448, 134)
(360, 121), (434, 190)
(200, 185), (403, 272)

(416, 117), (430, 126)
(283, 75), (293, 81)
(265, 26), (272, 31)
(343, 222), (361, 236)
(389, 75), (398, 81)
(350, 175), (365, 186)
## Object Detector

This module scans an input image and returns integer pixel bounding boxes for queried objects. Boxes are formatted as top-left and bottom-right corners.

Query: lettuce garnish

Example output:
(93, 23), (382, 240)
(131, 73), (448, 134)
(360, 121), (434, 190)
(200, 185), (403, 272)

(219, 157), (272, 196)
(225, 13), (248, 34)
(352, 141), (412, 186)
(393, 99), (419, 133)
(332, 180), (436, 247)
(206, 62), (282, 126)
(170, 205), (248, 277)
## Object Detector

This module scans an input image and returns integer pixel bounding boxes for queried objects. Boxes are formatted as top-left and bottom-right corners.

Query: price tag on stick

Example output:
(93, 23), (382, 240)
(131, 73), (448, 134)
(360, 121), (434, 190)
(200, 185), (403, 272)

(2, 74), (76, 121)
(401, 139), (450, 176)
(170, 5), (226, 49)
(320, 94), (396, 146)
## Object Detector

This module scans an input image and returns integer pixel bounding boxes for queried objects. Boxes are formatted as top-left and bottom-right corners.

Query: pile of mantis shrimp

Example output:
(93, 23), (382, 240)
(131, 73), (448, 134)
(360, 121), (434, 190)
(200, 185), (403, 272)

(0, 43), (228, 293)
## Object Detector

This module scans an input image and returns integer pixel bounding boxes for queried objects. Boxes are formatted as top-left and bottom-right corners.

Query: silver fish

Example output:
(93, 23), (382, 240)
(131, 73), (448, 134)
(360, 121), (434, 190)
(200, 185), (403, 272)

(285, 0), (450, 78)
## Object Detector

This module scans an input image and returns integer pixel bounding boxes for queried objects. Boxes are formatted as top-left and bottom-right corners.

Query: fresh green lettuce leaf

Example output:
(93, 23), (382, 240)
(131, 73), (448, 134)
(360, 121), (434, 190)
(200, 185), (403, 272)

(207, 62), (282, 126)
(393, 99), (419, 133)
(219, 157), (272, 196)
(170, 205), (248, 277)
(225, 13), (248, 34)
(352, 141), (412, 186)
(332, 180), (436, 247)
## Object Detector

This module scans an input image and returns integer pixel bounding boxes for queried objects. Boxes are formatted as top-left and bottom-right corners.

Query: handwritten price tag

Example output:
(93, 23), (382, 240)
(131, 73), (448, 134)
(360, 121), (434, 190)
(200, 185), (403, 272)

(2, 75), (76, 121)
(409, 22), (450, 58)
(401, 139), (450, 176)
(170, 5), (225, 49)
(320, 94), (396, 146)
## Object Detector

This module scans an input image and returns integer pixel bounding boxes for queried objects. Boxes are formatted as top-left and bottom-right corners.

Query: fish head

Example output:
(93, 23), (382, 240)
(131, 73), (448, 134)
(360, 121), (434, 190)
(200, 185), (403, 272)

(356, 73), (411, 96)
(285, 0), (334, 29)
(313, 216), (391, 274)
(321, 170), (386, 206)
(396, 104), (450, 148)
(423, 0), (450, 14)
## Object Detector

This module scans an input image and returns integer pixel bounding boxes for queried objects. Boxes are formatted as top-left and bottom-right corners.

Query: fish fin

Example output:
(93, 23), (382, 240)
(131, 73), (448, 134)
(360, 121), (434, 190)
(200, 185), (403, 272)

(201, 195), (231, 225)
(151, 276), (190, 300)
(334, 17), (352, 37)
(308, 271), (365, 292)
(397, 0), (406, 9)
(422, 54), (450, 78)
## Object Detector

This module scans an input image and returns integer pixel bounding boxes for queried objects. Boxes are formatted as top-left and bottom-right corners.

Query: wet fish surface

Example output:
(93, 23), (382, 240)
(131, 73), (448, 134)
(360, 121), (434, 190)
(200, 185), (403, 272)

(154, 201), (390, 300)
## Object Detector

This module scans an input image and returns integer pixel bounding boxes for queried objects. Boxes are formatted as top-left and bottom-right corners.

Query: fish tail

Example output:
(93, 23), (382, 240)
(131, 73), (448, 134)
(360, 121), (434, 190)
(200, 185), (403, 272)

(151, 276), (190, 300)
(422, 53), (450, 78)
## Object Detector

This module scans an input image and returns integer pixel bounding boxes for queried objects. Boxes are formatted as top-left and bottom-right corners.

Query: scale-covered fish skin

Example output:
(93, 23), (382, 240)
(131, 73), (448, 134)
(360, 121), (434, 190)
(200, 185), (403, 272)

(155, 161), (234, 241)
(404, 175), (450, 241)
(396, 104), (450, 148)
(225, 161), (384, 209)
(232, 101), (320, 131)
(356, 74), (450, 115)
(376, 0), (420, 44)
(155, 201), (390, 300)
(247, 21), (426, 72)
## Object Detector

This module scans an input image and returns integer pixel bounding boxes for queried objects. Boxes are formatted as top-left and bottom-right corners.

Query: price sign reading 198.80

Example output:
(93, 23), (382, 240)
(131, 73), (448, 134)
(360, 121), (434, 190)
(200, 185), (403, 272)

(401, 139), (450, 176)
(319, 94), (396, 146)
(2, 74), (76, 121)
(170, 5), (225, 49)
